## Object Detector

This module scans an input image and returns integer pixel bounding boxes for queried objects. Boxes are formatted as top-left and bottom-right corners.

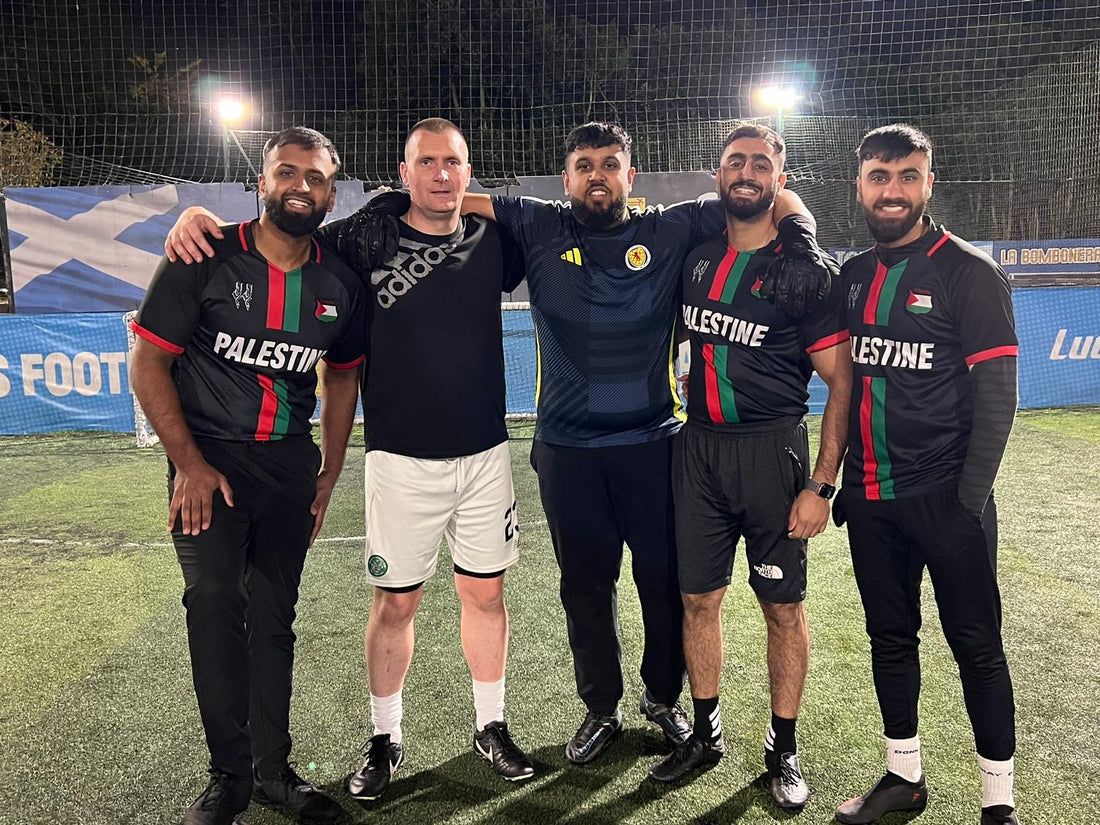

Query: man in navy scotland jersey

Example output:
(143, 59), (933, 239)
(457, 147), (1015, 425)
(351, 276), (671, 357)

(164, 119), (535, 801)
(132, 127), (365, 825)
(459, 122), (835, 767)
(834, 124), (1019, 825)
(646, 125), (851, 810)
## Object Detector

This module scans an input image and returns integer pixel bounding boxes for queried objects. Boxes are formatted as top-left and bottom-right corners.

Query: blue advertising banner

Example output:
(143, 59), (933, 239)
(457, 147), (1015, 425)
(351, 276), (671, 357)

(1, 290), (1097, 436)
(831, 240), (1100, 281)
(0, 313), (133, 434)
(1015, 287), (1100, 408)
(993, 240), (1100, 276)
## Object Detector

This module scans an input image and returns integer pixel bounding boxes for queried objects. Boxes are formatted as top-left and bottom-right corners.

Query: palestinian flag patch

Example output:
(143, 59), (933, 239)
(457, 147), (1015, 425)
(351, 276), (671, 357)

(751, 276), (765, 298)
(906, 289), (933, 314)
(315, 300), (338, 322)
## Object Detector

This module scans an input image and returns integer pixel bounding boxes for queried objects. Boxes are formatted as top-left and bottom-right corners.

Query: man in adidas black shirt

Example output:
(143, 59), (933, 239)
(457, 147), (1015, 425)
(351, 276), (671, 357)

(834, 124), (1020, 825)
(133, 127), (364, 825)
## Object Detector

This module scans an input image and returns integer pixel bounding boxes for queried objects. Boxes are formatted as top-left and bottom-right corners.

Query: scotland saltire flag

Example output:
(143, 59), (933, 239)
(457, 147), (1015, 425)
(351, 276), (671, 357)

(5, 183), (265, 314)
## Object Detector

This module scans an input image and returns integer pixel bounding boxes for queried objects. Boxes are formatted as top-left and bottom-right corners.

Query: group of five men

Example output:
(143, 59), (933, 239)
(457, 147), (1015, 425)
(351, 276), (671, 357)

(132, 117), (1019, 825)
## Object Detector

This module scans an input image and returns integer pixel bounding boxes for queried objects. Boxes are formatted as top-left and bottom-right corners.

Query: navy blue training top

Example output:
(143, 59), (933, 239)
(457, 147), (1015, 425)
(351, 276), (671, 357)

(493, 195), (722, 447)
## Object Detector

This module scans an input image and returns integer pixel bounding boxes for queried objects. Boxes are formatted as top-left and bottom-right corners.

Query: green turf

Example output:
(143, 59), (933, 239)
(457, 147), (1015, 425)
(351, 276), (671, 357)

(1017, 405), (1100, 445)
(0, 413), (1097, 823)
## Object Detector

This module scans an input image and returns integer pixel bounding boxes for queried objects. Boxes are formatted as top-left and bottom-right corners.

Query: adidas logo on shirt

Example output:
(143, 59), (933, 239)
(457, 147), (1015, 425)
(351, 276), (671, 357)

(561, 247), (582, 266)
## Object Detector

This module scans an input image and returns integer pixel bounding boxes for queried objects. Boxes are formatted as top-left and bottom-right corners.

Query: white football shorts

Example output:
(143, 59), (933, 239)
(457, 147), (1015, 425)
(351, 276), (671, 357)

(363, 441), (519, 588)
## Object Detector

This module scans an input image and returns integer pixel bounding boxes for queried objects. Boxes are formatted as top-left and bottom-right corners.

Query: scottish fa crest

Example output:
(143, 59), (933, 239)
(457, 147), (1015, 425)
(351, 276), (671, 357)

(625, 244), (651, 271)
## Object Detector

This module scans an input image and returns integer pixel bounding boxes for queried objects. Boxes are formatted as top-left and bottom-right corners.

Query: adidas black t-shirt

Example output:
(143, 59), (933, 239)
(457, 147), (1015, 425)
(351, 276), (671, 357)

(841, 220), (1018, 500)
(319, 215), (523, 458)
(492, 195), (724, 447)
(681, 234), (848, 426)
(133, 221), (367, 442)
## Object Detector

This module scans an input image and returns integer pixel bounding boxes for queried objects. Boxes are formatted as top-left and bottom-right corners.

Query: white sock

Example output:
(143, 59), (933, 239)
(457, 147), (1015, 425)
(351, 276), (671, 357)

(885, 735), (923, 782)
(371, 690), (403, 744)
(978, 755), (1015, 809)
(472, 678), (506, 731)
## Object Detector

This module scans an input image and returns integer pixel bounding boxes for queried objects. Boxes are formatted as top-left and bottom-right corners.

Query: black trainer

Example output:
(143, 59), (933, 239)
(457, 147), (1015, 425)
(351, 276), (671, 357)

(647, 732), (725, 783)
(765, 750), (809, 809)
(253, 764), (341, 821)
(348, 733), (405, 801)
(565, 708), (623, 764)
(981, 805), (1020, 824)
(835, 772), (928, 824)
(474, 720), (536, 781)
(183, 768), (252, 825)
(639, 690), (691, 747)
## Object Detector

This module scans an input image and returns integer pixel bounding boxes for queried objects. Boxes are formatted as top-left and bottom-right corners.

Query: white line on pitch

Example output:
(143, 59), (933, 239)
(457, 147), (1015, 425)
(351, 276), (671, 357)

(0, 520), (549, 549)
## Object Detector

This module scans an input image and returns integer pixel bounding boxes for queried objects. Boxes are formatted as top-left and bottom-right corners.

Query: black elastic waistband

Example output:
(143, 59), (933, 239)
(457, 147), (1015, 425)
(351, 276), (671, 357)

(685, 415), (804, 437)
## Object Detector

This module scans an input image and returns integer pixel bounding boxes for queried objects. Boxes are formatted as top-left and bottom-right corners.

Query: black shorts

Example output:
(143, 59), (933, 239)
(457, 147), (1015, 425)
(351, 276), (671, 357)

(673, 417), (808, 602)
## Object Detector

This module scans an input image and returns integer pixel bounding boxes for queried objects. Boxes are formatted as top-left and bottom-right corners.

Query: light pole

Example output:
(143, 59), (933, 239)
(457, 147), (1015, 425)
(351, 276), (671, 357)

(215, 96), (247, 182)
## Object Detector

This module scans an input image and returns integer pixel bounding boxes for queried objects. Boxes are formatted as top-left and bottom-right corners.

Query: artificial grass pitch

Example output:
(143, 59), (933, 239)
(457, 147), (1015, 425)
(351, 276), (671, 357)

(0, 414), (1097, 823)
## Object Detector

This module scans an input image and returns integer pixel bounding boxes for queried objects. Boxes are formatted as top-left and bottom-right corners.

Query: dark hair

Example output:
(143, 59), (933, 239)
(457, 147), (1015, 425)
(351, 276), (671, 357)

(719, 122), (785, 169)
(564, 122), (632, 158)
(857, 123), (933, 165)
(405, 117), (467, 154)
(262, 126), (340, 171)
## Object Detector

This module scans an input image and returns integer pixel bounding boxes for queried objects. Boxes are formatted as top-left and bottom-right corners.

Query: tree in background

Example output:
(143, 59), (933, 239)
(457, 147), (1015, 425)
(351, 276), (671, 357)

(0, 119), (63, 188)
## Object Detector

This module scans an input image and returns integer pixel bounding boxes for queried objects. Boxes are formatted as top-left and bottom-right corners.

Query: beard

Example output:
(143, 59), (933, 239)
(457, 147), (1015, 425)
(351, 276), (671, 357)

(863, 198), (928, 244)
(262, 193), (328, 237)
(720, 182), (776, 221)
(570, 193), (628, 230)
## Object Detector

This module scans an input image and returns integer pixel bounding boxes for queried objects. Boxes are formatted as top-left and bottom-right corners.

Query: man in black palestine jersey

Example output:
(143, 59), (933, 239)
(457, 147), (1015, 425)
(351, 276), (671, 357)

(646, 125), (851, 811)
(132, 127), (365, 825)
(834, 125), (1020, 825)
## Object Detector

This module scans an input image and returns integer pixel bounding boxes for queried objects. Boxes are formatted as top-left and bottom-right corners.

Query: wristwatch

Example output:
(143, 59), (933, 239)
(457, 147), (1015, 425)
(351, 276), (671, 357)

(805, 479), (836, 500)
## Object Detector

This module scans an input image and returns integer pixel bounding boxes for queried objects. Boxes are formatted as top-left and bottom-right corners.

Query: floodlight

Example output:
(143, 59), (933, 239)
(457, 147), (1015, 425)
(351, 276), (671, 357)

(215, 97), (247, 127)
(756, 86), (801, 111)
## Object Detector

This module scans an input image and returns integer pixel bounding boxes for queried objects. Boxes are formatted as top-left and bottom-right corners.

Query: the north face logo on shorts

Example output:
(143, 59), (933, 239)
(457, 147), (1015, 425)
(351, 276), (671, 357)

(753, 563), (784, 580)
(368, 554), (389, 577)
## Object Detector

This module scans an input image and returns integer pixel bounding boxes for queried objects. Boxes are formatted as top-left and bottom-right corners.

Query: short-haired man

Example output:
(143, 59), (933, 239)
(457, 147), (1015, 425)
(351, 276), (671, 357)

(132, 126), (364, 824)
(834, 123), (1019, 825)
(647, 125), (850, 812)
(459, 122), (836, 766)
(336, 119), (534, 799)
(165, 118), (534, 803)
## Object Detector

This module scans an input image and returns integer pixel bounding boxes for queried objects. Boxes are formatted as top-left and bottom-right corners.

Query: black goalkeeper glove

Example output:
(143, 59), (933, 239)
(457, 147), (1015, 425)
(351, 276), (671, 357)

(336, 189), (411, 274)
(759, 214), (838, 319)
(831, 487), (847, 527)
